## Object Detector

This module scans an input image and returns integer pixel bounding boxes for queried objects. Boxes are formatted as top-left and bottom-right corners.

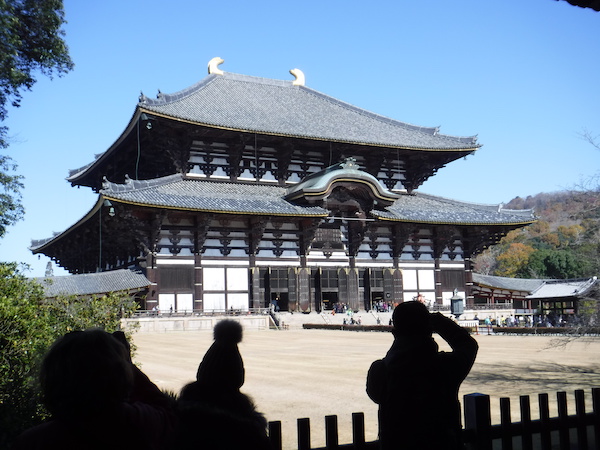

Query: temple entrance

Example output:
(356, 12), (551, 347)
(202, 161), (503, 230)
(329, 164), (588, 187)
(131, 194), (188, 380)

(271, 292), (289, 312)
(322, 291), (339, 311)
(370, 292), (384, 313)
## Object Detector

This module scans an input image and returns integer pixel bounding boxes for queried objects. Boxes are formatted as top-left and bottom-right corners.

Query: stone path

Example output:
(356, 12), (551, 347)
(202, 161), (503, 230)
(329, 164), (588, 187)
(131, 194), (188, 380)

(134, 328), (600, 449)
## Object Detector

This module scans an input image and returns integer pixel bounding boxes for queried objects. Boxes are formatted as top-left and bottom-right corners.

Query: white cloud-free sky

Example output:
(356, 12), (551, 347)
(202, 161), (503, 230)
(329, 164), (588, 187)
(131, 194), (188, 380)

(1, 0), (599, 276)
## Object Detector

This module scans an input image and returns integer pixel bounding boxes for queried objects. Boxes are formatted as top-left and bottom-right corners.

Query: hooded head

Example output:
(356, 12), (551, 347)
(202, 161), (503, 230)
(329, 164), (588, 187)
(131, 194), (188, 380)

(40, 329), (133, 420)
(392, 301), (432, 338)
(196, 320), (245, 391)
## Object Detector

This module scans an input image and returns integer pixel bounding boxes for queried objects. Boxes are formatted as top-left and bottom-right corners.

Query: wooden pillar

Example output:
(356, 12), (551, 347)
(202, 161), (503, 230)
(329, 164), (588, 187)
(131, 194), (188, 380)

(144, 253), (158, 310)
(298, 267), (310, 312)
(194, 254), (203, 311)
(434, 258), (443, 306)
(288, 268), (298, 312)
(250, 267), (262, 309)
(347, 268), (360, 312)
(464, 256), (474, 308)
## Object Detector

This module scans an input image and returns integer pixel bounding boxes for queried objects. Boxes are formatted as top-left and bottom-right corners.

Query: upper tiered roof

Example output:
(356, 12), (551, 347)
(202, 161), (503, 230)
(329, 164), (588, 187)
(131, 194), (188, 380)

(138, 63), (479, 150)
(67, 59), (480, 189)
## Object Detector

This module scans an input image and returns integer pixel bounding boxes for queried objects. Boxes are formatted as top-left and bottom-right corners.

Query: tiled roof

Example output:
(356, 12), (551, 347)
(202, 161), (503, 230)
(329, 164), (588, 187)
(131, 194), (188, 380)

(528, 278), (597, 299)
(33, 269), (150, 297)
(372, 193), (536, 225)
(472, 273), (544, 292)
(101, 174), (532, 226)
(102, 174), (328, 216)
(472, 273), (598, 299)
(139, 71), (479, 151)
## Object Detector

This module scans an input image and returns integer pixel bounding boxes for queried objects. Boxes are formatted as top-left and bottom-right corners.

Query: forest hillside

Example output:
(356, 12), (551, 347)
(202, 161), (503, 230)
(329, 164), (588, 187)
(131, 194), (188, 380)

(473, 190), (600, 279)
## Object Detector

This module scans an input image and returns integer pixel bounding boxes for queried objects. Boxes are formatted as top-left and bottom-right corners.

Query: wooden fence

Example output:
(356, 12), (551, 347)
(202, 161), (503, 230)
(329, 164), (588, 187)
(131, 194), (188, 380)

(267, 388), (600, 450)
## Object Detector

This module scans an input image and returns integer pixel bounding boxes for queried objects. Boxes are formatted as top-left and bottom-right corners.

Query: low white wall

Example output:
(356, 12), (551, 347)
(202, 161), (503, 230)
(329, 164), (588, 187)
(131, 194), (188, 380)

(122, 314), (271, 333)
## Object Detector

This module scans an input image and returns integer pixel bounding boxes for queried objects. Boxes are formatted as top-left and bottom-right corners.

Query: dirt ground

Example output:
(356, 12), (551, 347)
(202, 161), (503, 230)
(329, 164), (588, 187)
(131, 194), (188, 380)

(133, 329), (600, 449)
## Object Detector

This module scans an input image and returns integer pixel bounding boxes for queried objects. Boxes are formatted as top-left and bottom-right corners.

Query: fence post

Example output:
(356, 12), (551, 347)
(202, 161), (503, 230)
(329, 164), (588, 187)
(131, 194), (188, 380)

(464, 393), (492, 450)
(538, 393), (552, 450)
(519, 395), (533, 450)
(325, 415), (339, 450)
(575, 389), (588, 449)
(298, 417), (311, 450)
(593, 388), (600, 450)
(352, 412), (367, 449)
(268, 421), (282, 450)
(557, 391), (570, 450)
(500, 397), (513, 450)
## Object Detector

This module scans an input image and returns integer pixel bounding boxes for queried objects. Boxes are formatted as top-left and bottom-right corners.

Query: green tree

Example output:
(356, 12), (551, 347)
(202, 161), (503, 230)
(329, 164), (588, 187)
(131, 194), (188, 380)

(0, 155), (24, 237)
(0, 0), (73, 236)
(0, 263), (52, 449)
(0, 263), (139, 449)
(521, 248), (587, 279)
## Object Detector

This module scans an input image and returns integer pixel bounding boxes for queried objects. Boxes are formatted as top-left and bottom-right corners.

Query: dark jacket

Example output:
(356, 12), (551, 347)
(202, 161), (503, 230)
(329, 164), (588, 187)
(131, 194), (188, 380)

(366, 313), (478, 450)
(11, 366), (176, 450)
(174, 381), (272, 450)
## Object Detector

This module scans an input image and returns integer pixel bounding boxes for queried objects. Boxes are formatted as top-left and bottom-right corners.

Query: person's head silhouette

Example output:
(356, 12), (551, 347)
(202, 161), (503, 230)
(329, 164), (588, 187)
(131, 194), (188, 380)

(391, 300), (432, 338)
(41, 329), (133, 421)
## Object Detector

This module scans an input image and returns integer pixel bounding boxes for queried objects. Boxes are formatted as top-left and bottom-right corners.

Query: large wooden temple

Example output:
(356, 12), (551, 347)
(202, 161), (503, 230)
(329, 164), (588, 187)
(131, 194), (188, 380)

(31, 58), (535, 313)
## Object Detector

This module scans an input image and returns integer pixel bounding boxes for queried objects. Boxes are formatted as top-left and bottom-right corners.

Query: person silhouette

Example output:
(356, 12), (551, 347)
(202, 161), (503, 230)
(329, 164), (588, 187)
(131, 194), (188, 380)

(366, 301), (478, 450)
(174, 320), (271, 450)
(11, 329), (175, 450)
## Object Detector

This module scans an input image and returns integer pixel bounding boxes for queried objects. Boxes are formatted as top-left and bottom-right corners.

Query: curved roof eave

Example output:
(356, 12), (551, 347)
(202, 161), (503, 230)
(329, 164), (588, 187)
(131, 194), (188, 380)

(102, 196), (329, 218)
(67, 106), (478, 186)
(370, 215), (537, 227)
(30, 196), (106, 253)
(136, 110), (481, 153)
(67, 108), (143, 183)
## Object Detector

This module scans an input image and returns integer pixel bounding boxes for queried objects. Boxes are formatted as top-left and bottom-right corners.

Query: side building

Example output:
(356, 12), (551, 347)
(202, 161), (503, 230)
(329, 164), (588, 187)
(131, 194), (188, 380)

(33, 268), (150, 302)
(472, 273), (598, 323)
(30, 59), (535, 313)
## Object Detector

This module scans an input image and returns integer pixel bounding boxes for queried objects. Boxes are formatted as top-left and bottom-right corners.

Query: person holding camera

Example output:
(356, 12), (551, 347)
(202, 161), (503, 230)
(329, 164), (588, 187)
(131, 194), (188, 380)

(366, 301), (478, 450)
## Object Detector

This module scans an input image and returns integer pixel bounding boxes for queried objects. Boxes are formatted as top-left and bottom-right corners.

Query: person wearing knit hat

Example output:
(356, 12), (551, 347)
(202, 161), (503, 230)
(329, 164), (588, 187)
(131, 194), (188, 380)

(196, 319), (245, 391)
(366, 301), (478, 450)
(175, 320), (272, 450)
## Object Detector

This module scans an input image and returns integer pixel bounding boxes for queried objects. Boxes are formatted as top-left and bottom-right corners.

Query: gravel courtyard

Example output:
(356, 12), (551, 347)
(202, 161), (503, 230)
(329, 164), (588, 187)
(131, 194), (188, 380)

(133, 329), (600, 449)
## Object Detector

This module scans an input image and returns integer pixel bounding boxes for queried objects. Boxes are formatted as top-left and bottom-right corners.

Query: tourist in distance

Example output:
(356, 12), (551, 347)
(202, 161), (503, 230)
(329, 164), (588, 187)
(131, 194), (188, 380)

(11, 329), (176, 450)
(366, 301), (478, 450)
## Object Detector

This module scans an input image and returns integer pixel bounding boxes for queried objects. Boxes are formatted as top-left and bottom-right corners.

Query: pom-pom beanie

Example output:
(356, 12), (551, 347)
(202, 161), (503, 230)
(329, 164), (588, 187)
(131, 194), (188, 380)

(196, 320), (245, 391)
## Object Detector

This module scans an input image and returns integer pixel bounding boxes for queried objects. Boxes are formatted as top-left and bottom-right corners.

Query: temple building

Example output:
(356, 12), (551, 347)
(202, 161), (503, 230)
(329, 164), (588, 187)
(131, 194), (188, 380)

(472, 273), (598, 320)
(30, 58), (535, 313)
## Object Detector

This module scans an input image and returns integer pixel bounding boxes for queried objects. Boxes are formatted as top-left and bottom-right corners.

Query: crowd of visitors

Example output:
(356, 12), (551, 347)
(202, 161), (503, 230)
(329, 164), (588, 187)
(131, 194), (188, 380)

(11, 304), (479, 450)
(479, 313), (578, 328)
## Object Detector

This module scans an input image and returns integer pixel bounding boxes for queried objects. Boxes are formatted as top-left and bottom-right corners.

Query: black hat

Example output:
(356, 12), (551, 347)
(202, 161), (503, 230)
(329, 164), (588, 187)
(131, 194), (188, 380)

(196, 320), (245, 391)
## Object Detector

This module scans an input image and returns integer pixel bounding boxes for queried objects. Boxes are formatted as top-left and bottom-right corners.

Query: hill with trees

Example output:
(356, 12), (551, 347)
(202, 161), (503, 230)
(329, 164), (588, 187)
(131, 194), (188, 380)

(473, 189), (600, 279)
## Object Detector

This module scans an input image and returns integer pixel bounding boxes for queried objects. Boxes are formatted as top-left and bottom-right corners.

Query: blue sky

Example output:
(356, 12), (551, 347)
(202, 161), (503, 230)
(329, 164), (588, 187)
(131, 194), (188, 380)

(1, 0), (599, 277)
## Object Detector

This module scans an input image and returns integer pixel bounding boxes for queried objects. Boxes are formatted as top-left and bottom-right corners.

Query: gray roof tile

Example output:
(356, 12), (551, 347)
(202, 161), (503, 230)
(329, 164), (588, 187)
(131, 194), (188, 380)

(140, 72), (479, 150)
(472, 273), (598, 299)
(33, 269), (150, 297)
(373, 193), (536, 225)
(472, 273), (544, 292)
(102, 174), (328, 216)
